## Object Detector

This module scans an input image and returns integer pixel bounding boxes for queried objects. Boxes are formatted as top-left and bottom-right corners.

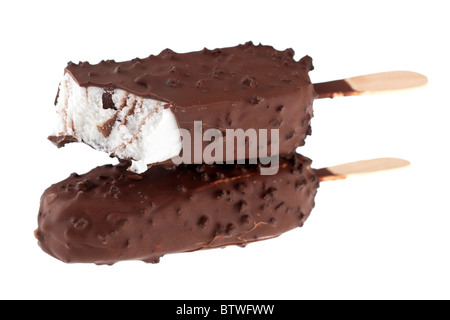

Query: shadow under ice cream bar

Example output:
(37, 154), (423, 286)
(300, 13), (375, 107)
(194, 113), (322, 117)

(35, 155), (409, 265)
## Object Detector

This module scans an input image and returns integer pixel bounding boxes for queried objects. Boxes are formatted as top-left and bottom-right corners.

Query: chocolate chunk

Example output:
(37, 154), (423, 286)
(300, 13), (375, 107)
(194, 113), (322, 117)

(250, 95), (265, 105)
(97, 112), (118, 138)
(240, 75), (257, 88)
(48, 135), (78, 148)
(102, 88), (116, 110)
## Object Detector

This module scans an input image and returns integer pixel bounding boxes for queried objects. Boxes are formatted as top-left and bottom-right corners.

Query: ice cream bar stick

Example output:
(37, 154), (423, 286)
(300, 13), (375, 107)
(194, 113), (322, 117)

(314, 71), (427, 99)
(315, 157), (410, 182)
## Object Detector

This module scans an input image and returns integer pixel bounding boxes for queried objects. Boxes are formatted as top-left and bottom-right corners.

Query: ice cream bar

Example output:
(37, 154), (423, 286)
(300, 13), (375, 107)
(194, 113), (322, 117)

(35, 153), (318, 265)
(50, 42), (315, 172)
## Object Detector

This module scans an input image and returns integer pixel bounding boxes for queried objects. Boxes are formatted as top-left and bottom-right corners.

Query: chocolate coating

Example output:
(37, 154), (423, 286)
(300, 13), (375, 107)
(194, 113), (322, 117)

(61, 42), (316, 164)
(35, 154), (319, 265)
(313, 79), (355, 99)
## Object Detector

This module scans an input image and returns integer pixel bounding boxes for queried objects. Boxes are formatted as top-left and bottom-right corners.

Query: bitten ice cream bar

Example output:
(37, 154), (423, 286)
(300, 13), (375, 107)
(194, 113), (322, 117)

(49, 42), (315, 172)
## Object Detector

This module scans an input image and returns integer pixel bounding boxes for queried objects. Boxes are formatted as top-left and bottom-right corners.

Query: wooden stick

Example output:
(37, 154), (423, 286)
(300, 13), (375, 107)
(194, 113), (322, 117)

(314, 71), (427, 99)
(315, 157), (410, 182)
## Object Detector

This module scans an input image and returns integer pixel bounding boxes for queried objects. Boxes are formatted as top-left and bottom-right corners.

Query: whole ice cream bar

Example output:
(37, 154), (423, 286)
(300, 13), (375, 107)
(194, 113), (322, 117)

(35, 153), (318, 265)
(50, 42), (315, 172)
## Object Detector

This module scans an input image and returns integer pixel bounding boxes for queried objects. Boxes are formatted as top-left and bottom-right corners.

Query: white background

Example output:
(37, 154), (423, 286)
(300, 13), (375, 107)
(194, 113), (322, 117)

(1, 0), (449, 300)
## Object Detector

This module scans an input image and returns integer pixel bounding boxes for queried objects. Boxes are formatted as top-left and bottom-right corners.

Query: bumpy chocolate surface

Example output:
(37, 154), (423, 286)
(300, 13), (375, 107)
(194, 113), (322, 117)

(35, 154), (319, 265)
(62, 42), (316, 162)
